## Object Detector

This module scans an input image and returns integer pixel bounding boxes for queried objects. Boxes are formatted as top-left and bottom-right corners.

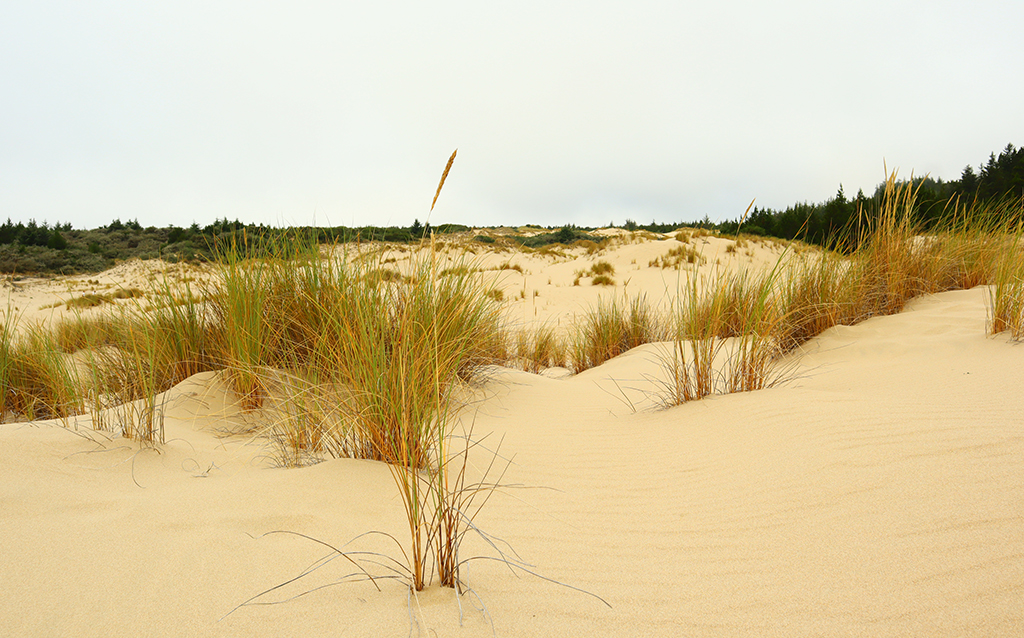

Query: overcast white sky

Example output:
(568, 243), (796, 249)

(2, 1), (1022, 230)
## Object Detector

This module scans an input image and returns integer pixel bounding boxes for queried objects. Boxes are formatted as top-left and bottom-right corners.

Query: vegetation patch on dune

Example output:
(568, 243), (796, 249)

(649, 244), (706, 269)
(3, 155), (1024, 627)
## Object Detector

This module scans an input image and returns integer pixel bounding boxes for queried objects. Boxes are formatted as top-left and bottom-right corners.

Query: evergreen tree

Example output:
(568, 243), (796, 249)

(556, 226), (576, 244)
(0, 219), (14, 245)
(47, 230), (68, 250)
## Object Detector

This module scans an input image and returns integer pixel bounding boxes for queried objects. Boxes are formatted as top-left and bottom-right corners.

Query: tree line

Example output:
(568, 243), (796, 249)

(1, 143), (1020, 274)
(713, 142), (1023, 249)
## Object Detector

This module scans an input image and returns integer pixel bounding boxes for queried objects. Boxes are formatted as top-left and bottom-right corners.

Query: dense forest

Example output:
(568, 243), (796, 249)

(1, 143), (1021, 275)
(715, 142), (1024, 249)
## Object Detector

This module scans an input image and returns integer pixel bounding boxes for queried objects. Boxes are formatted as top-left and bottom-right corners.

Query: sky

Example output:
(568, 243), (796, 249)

(2, 1), (1023, 231)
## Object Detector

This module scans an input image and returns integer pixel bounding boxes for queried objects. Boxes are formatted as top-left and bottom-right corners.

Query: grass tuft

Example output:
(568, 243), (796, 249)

(570, 294), (659, 372)
(989, 229), (1024, 339)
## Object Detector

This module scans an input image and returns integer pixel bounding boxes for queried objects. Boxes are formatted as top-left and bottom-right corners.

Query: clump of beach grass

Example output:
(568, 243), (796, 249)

(223, 151), (510, 592)
(515, 324), (567, 372)
(658, 265), (785, 405)
(989, 227), (1024, 339)
(570, 293), (659, 372)
(0, 304), (18, 420)
(45, 287), (146, 311)
(89, 314), (167, 443)
(366, 267), (404, 285)
(774, 250), (857, 353)
(660, 277), (720, 404)
(340, 244), (504, 591)
(4, 324), (84, 421)
(649, 244), (705, 269)
(851, 172), (932, 318)
(209, 237), (277, 411)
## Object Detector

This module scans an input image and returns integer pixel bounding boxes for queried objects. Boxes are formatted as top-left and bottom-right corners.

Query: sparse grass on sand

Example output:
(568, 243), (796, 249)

(648, 244), (705, 269)
(6, 174), (1019, 424)
(564, 172), (1022, 401)
(3, 168), (1022, 606)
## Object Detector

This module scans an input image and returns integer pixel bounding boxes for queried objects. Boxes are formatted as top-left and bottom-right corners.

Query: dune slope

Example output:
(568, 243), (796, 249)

(1, 287), (1022, 637)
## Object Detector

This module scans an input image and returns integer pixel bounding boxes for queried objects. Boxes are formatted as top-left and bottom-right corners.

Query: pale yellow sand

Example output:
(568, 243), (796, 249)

(2, 234), (1022, 636)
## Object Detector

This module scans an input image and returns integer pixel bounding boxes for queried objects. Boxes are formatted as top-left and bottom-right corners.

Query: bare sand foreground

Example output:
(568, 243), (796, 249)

(2, 233), (1023, 637)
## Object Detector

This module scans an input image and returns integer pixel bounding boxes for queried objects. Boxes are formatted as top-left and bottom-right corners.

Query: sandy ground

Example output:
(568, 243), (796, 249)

(2, 232), (1022, 636)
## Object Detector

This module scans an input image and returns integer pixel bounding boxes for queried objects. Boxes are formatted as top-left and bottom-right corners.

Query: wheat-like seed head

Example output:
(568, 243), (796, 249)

(431, 149), (458, 212)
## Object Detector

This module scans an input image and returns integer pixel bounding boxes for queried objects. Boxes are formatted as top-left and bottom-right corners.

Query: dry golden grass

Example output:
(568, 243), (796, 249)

(4, 171), (1019, 431)
(3, 164), (1023, 614)
(648, 244), (706, 269)
(430, 149), (457, 212)
(570, 294), (660, 373)
(515, 324), (567, 372)
(989, 230), (1024, 339)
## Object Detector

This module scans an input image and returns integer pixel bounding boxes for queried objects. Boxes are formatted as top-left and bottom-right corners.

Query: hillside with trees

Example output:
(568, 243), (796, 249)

(2, 143), (1020, 275)
(716, 143), (1024, 249)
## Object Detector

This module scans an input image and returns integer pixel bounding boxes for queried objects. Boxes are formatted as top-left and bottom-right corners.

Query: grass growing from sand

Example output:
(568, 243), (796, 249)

(988, 225), (1024, 340)
(0, 304), (19, 418)
(515, 324), (567, 372)
(2, 165), (1022, 613)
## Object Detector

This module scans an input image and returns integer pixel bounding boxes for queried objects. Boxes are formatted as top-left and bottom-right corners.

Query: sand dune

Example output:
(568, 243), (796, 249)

(2, 234), (1022, 636)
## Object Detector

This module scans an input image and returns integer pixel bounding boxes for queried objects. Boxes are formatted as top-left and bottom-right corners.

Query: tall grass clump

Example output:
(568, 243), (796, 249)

(144, 272), (219, 387)
(836, 172), (1021, 329)
(722, 267), (786, 393)
(515, 324), (567, 372)
(661, 274), (720, 403)
(570, 293), (659, 372)
(854, 172), (926, 317)
(4, 325), (84, 421)
(775, 250), (859, 353)
(849, 172), (1003, 316)
(65, 271), (221, 441)
(91, 314), (167, 443)
(302, 251), (504, 461)
(660, 266), (785, 404)
(210, 236), (275, 410)
(989, 227), (1024, 339)
(307, 246), (503, 590)
(0, 305), (17, 419)
(232, 219), (506, 591)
